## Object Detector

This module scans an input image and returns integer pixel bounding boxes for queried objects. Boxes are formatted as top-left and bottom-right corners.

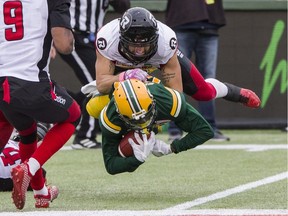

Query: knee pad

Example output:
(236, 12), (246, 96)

(86, 95), (110, 119)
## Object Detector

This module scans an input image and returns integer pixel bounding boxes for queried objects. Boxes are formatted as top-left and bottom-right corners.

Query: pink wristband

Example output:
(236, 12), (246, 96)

(118, 72), (126, 81)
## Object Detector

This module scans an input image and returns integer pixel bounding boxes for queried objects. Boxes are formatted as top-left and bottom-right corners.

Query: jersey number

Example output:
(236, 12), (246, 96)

(3, 1), (24, 41)
(0, 147), (20, 166)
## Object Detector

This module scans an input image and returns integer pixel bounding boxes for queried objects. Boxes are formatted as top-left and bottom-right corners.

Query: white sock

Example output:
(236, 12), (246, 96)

(33, 185), (48, 196)
(27, 157), (40, 176)
(206, 78), (228, 98)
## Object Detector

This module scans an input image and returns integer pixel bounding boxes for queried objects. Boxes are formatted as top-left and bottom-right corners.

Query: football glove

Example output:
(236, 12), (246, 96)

(119, 69), (148, 82)
(81, 81), (99, 97)
(128, 132), (154, 162)
(149, 132), (172, 157)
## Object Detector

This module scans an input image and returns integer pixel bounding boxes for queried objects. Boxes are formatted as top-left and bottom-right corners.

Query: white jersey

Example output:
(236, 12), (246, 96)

(0, 0), (71, 82)
(0, 0), (49, 81)
(0, 140), (20, 179)
(96, 19), (178, 73)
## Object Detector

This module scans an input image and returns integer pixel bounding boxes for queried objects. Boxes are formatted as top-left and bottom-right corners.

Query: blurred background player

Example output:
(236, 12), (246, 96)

(165, 0), (229, 141)
(51, 0), (130, 149)
(0, 123), (50, 192)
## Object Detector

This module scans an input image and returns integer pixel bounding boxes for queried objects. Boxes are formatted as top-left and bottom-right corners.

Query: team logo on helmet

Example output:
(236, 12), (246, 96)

(120, 15), (132, 32)
(170, 38), (177, 50)
(97, 37), (107, 50)
(149, 13), (157, 29)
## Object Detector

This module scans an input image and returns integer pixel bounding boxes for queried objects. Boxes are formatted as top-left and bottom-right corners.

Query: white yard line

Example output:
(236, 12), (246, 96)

(196, 144), (288, 151)
(165, 172), (288, 211)
(1, 173), (287, 216)
(61, 144), (288, 151)
(1, 209), (288, 216)
(2, 146), (286, 216)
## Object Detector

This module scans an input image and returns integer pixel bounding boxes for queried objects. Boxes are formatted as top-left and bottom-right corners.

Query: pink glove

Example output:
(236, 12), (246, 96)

(119, 69), (148, 82)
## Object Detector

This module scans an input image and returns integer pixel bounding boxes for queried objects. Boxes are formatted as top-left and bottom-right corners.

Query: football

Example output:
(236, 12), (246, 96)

(118, 131), (151, 157)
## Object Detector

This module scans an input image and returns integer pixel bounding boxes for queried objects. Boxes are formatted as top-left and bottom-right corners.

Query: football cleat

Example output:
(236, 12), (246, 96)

(211, 130), (230, 142)
(11, 162), (31, 210)
(71, 137), (101, 149)
(239, 88), (261, 108)
(34, 185), (59, 208)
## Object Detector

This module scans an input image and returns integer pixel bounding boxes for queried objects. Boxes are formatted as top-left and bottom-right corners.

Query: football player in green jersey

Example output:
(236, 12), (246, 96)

(98, 78), (213, 175)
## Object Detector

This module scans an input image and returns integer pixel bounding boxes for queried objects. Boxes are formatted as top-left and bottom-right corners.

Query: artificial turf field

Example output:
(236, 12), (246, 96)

(1, 129), (287, 216)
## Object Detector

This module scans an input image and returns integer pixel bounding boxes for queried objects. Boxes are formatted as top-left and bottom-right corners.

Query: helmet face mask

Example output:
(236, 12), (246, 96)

(113, 80), (157, 131)
(119, 102), (156, 131)
(119, 7), (159, 65)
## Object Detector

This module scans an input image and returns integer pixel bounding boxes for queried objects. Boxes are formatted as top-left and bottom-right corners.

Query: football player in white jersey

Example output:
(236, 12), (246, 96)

(0, 123), (49, 192)
(0, 0), (81, 209)
(88, 7), (260, 119)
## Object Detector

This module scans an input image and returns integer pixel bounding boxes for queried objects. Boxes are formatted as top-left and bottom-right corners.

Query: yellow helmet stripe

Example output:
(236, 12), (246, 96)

(100, 107), (121, 134)
(165, 87), (182, 117)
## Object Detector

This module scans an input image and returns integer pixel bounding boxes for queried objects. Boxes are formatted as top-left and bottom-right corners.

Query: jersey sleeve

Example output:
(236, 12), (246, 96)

(171, 104), (214, 153)
(99, 104), (143, 175)
(150, 82), (187, 121)
(157, 21), (178, 64)
(49, 0), (72, 29)
(150, 82), (214, 153)
(96, 19), (120, 60)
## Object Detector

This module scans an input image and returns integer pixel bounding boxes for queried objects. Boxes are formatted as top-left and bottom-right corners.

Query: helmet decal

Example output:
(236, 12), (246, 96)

(169, 38), (177, 50)
(148, 13), (157, 29)
(97, 37), (107, 50)
(121, 80), (142, 115)
(120, 15), (131, 31)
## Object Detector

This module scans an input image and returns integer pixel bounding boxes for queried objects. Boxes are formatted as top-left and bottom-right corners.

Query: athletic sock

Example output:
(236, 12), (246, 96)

(32, 122), (75, 166)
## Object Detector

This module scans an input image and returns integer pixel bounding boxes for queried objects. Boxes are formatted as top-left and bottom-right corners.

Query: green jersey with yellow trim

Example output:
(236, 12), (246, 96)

(99, 81), (213, 175)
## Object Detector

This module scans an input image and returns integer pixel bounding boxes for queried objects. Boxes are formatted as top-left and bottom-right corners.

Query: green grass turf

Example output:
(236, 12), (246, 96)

(0, 130), (287, 212)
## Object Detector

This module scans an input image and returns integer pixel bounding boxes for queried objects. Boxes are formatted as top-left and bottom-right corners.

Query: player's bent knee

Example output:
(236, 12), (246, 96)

(67, 101), (81, 126)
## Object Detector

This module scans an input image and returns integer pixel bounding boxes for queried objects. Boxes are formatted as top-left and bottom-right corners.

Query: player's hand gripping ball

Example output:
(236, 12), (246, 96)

(118, 131), (151, 157)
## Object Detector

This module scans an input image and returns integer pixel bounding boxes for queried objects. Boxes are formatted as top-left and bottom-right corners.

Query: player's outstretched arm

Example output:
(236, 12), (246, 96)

(95, 50), (119, 94)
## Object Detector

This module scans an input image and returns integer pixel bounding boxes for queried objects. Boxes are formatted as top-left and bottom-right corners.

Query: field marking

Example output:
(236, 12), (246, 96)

(1, 173), (287, 216)
(195, 144), (288, 151)
(3, 146), (286, 216)
(165, 172), (288, 211)
(1, 209), (288, 216)
(61, 144), (288, 151)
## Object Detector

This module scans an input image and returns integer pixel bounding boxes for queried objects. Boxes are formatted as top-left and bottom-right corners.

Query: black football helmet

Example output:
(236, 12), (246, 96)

(119, 7), (159, 65)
